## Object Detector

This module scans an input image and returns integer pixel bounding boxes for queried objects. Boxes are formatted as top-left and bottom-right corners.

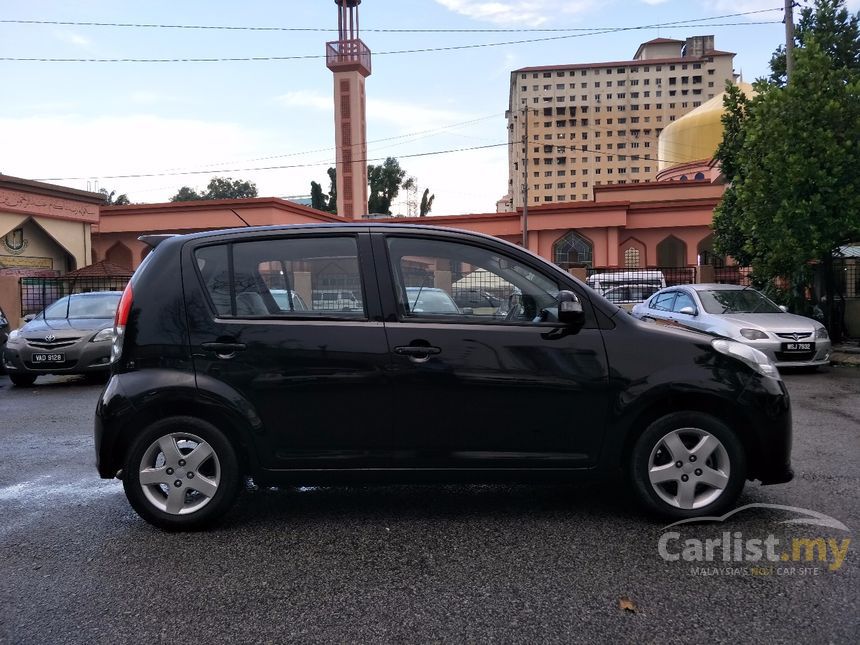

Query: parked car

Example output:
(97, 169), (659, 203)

(631, 284), (831, 368)
(312, 290), (361, 311)
(405, 287), (461, 314)
(269, 289), (308, 312)
(452, 288), (503, 314)
(586, 270), (666, 296)
(601, 284), (661, 306)
(95, 225), (792, 530)
(0, 304), (9, 375)
(3, 291), (122, 386)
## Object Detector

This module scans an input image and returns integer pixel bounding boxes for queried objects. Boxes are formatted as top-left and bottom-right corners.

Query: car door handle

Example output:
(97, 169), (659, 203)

(201, 341), (247, 359)
(394, 345), (441, 360)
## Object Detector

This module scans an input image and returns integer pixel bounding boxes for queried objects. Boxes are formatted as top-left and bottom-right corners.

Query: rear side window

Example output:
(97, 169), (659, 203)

(194, 236), (366, 319)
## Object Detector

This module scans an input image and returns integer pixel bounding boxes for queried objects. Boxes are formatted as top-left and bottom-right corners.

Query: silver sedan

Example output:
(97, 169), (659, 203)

(631, 283), (831, 368)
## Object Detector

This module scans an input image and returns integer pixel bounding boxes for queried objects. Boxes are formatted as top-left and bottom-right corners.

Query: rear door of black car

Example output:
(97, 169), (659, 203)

(183, 229), (394, 470)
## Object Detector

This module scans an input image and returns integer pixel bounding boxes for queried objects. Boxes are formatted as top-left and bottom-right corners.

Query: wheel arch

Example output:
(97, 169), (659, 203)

(111, 393), (260, 480)
(618, 390), (760, 477)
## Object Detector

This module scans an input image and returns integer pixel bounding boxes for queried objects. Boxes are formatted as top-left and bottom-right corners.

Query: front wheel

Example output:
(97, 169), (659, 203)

(123, 416), (241, 530)
(629, 412), (746, 519)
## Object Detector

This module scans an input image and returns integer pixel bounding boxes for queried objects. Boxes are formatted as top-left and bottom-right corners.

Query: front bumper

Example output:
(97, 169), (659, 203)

(749, 338), (832, 368)
(737, 373), (794, 485)
(3, 339), (112, 375)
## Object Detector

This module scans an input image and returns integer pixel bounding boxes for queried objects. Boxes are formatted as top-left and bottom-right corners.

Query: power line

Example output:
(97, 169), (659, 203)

(0, 8), (783, 33)
(161, 113), (503, 173)
(0, 13), (783, 63)
(34, 142), (515, 182)
(35, 136), (692, 183)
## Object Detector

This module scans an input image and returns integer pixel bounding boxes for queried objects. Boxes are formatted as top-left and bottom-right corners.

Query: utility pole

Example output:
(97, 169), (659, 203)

(521, 106), (530, 248)
(785, 0), (795, 82)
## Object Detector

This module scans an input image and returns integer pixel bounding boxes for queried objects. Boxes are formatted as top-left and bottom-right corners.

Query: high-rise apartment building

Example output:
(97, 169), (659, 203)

(504, 36), (735, 210)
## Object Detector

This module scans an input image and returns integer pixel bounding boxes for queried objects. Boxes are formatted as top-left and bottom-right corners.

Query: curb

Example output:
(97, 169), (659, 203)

(830, 352), (860, 367)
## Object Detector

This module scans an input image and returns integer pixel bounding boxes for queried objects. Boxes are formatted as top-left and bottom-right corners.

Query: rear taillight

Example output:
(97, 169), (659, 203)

(111, 282), (133, 364)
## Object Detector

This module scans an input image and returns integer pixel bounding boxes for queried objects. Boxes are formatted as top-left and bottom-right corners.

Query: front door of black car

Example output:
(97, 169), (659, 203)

(184, 232), (392, 470)
(374, 233), (611, 469)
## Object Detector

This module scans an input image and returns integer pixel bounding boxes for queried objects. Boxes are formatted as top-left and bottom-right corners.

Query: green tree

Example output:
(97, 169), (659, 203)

(170, 177), (258, 202)
(310, 181), (328, 211)
(367, 157), (407, 215)
(99, 188), (130, 205)
(419, 187), (435, 217)
(713, 23), (860, 337)
(170, 186), (202, 202)
(769, 0), (860, 86)
(309, 167), (338, 213)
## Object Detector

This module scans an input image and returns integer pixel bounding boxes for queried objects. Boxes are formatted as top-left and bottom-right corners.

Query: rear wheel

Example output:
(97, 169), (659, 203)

(123, 416), (241, 530)
(629, 412), (746, 519)
(9, 374), (37, 387)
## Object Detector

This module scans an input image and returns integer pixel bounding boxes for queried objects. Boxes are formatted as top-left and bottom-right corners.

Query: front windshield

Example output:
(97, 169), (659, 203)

(699, 289), (782, 314)
(42, 294), (121, 320)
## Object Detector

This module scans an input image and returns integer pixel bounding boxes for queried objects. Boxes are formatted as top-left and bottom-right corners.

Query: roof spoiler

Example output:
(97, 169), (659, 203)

(139, 234), (177, 248)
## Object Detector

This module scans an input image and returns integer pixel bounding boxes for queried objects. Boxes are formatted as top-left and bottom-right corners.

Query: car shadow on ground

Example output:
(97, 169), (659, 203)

(220, 479), (650, 530)
(0, 374), (107, 391)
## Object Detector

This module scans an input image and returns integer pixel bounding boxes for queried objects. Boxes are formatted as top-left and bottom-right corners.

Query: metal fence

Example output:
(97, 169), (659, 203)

(19, 276), (131, 318)
(584, 265), (753, 305)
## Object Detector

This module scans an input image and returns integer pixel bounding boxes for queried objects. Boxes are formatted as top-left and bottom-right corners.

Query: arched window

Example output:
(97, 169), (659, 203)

(679, 175), (688, 182)
(624, 247), (640, 268)
(553, 230), (593, 268)
(694, 172), (705, 180)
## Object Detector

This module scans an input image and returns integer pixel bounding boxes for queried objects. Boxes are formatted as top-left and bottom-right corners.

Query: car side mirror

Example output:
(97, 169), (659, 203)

(678, 306), (697, 316)
(779, 305), (788, 313)
(23, 314), (35, 323)
(557, 290), (585, 326)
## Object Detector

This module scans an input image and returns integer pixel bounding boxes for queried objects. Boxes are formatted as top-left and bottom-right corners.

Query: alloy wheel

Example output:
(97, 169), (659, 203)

(647, 427), (731, 510)
(138, 432), (221, 515)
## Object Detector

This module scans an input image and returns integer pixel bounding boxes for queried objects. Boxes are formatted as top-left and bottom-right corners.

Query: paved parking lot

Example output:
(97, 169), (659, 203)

(0, 368), (858, 644)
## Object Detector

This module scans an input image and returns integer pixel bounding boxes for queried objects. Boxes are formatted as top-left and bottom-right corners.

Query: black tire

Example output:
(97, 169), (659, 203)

(9, 374), (37, 387)
(629, 411), (746, 520)
(123, 416), (241, 531)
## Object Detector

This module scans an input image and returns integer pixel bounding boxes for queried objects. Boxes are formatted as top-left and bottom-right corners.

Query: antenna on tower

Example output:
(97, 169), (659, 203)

(405, 176), (418, 217)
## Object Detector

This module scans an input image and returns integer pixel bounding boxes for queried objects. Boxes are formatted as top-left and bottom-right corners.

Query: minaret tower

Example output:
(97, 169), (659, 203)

(326, 0), (371, 219)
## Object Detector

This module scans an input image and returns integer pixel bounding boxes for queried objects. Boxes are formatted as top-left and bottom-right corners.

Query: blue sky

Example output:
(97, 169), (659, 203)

(0, 0), (840, 215)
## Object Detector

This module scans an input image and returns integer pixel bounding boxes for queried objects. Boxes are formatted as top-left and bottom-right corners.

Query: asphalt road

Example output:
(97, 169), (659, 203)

(0, 369), (858, 644)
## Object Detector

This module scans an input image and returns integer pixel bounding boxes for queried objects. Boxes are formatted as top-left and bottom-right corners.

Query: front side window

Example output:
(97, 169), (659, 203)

(195, 236), (365, 318)
(386, 237), (563, 325)
(651, 292), (676, 311)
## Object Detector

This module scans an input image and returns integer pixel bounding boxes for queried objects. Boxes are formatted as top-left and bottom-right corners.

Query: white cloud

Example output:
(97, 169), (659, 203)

(53, 30), (93, 48)
(434, 0), (598, 26)
(640, 0), (670, 5)
(276, 90), (477, 133)
(0, 115), (284, 203)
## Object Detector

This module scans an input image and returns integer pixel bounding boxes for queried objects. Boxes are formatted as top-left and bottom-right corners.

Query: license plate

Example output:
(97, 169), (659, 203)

(33, 353), (64, 363)
(781, 342), (812, 352)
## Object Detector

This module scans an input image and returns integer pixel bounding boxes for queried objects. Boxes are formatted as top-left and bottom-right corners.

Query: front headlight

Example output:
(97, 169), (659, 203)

(712, 338), (779, 378)
(8, 329), (20, 342)
(91, 328), (113, 343)
(815, 327), (829, 339)
(739, 328), (768, 340)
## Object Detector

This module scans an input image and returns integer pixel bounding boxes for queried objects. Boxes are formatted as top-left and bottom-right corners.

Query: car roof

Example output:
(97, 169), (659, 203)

(65, 291), (123, 297)
(684, 283), (753, 291)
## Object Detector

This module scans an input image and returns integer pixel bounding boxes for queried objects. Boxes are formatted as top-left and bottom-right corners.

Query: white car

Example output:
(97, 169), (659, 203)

(586, 270), (666, 296)
(631, 284), (831, 368)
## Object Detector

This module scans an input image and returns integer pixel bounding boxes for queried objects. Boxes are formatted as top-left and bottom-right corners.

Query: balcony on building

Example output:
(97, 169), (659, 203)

(326, 39), (372, 76)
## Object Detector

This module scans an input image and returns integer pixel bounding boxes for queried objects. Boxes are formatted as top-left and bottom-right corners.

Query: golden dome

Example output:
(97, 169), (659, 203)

(658, 82), (755, 171)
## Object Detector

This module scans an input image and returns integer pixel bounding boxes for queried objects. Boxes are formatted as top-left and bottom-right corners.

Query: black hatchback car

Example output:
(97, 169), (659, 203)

(95, 224), (793, 530)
